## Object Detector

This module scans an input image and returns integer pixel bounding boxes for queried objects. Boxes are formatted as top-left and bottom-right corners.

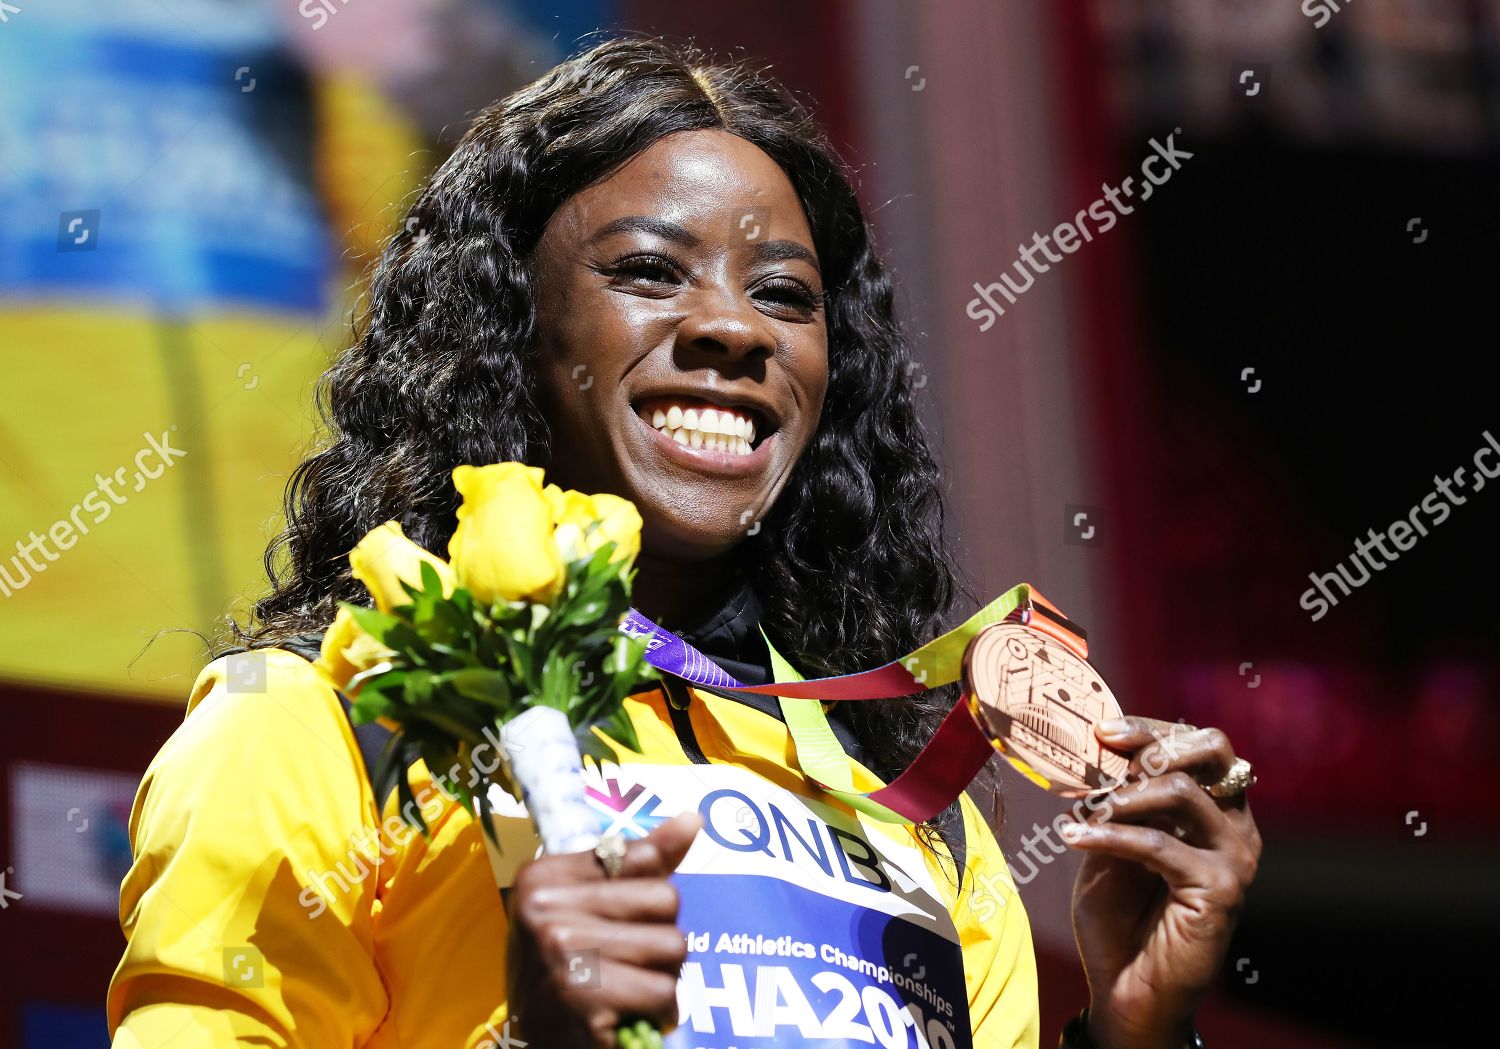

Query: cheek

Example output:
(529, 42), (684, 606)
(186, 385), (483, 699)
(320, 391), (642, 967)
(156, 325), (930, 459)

(798, 342), (831, 434)
(551, 290), (664, 382)
(536, 300), (617, 411)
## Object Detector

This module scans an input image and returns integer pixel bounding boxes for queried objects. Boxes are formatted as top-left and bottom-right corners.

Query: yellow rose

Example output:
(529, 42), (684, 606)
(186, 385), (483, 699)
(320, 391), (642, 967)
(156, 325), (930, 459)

(449, 463), (564, 604)
(314, 605), (395, 691)
(543, 484), (642, 564)
(544, 484), (595, 562)
(349, 521), (458, 612)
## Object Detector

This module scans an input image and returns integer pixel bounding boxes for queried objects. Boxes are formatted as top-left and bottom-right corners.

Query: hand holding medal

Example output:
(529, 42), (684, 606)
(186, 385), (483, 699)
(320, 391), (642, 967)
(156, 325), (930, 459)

(960, 594), (1262, 1049)
(633, 583), (1262, 1049)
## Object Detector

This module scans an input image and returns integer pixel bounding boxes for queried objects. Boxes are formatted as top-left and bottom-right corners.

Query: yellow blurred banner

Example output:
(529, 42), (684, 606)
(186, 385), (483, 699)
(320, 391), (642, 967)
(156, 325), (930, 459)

(0, 43), (427, 703)
(0, 305), (335, 702)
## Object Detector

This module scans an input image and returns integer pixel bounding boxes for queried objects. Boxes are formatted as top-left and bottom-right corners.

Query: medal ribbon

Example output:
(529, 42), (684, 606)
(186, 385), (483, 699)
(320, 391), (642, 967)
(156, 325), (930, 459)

(619, 583), (1088, 824)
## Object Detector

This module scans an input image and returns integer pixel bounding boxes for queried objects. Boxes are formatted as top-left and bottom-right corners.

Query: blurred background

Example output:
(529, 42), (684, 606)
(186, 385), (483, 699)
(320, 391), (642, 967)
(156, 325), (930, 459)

(1, 0), (1495, 1046)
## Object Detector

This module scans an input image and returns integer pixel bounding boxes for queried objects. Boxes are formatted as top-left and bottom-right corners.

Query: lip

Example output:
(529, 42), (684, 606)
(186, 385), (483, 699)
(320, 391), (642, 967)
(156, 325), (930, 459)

(631, 407), (777, 478)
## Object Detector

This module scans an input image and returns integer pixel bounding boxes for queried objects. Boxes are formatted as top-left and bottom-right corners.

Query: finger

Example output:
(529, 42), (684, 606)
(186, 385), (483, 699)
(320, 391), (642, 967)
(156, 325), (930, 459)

(638, 810), (704, 874)
(594, 811), (703, 880)
(591, 958), (681, 1034)
(525, 876), (678, 924)
(1059, 820), (1216, 891)
(531, 878), (682, 923)
(1086, 771), (1238, 849)
(1099, 719), (1236, 785)
(1136, 727), (1235, 786)
(1094, 715), (1191, 751)
(534, 812), (705, 884)
(547, 920), (689, 976)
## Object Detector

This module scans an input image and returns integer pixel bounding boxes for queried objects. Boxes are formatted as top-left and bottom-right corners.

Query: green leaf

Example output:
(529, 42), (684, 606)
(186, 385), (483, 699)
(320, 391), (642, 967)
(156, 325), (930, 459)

(346, 604), (404, 643)
(402, 673), (434, 706)
(420, 738), (464, 803)
(579, 707), (640, 762)
(472, 773), (500, 850)
(345, 662), (402, 707)
(348, 690), (395, 722)
(384, 622), (429, 662)
(370, 732), (408, 813)
(408, 704), (485, 744)
(395, 762), (430, 838)
(503, 633), (535, 690)
(539, 650), (579, 712)
(446, 667), (512, 709)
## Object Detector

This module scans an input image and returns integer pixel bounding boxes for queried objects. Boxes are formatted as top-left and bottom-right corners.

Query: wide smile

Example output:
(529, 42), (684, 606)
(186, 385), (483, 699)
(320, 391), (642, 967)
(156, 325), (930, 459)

(629, 394), (780, 478)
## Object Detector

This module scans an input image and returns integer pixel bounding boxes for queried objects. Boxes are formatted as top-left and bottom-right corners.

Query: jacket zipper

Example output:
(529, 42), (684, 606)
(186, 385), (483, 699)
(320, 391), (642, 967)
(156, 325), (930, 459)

(661, 675), (710, 765)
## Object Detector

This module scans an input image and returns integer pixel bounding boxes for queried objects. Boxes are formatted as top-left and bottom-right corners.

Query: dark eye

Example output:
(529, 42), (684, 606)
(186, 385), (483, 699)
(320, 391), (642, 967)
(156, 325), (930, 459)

(606, 253), (682, 288)
(754, 278), (822, 316)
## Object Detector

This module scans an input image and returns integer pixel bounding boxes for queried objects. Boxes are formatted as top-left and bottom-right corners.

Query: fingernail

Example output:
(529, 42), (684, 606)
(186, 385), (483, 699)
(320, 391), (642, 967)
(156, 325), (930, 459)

(1098, 718), (1130, 735)
(1059, 821), (1089, 841)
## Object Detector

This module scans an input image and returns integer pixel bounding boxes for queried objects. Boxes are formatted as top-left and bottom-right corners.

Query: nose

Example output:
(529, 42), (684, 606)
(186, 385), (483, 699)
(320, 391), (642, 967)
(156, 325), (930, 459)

(676, 285), (775, 366)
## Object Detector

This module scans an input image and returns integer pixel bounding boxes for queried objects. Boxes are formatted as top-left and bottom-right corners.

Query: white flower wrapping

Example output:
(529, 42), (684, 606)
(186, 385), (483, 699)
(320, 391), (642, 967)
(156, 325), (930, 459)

(498, 705), (604, 856)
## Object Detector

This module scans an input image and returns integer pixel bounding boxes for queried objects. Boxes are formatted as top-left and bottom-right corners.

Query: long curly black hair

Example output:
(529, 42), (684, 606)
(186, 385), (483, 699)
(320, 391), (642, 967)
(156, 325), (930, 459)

(232, 35), (988, 864)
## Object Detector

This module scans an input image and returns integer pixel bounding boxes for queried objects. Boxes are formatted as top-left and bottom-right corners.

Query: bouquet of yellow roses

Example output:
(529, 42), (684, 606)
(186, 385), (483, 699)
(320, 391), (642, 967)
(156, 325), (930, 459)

(312, 461), (657, 846)
(314, 463), (670, 1045)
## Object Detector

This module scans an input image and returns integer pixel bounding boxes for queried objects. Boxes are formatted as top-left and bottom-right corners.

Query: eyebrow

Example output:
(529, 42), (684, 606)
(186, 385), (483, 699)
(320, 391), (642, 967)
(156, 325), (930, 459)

(589, 214), (821, 271)
(590, 215), (701, 247)
(748, 238), (820, 270)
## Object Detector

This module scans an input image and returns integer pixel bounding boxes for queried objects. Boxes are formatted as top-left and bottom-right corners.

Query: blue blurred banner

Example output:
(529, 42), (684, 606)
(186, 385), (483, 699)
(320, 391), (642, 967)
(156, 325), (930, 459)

(0, 0), (332, 314)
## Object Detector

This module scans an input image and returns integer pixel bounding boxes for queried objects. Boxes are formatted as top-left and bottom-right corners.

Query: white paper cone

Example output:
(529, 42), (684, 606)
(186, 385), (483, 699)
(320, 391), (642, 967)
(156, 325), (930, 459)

(499, 706), (601, 856)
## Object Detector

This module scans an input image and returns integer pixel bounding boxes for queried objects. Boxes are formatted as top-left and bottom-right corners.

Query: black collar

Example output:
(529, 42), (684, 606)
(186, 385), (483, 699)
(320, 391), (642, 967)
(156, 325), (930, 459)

(674, 574), (773, 686)
(661, 575), (869, 764)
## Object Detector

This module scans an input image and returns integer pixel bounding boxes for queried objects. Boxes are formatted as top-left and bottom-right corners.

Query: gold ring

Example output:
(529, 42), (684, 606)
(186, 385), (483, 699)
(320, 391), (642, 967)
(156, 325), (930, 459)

(593, 833), (627, 878)
(1206, 757), (1255, 799)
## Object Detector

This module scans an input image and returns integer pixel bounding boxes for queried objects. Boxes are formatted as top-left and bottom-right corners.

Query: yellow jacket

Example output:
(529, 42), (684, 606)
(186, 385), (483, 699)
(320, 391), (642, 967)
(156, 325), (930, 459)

(109, 648), (1040, 1048)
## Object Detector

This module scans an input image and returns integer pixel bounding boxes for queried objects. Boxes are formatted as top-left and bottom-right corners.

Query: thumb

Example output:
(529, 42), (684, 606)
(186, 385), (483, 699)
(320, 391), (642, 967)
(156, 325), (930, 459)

(643, 810), (703, 873)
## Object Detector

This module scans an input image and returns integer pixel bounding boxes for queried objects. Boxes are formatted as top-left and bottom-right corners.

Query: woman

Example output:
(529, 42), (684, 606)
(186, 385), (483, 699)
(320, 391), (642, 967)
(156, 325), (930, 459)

(109, 36), (1260, 1049)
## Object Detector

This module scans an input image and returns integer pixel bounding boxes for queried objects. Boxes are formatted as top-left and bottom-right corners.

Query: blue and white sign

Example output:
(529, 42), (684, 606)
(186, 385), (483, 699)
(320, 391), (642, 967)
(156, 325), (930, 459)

(486, 763), (973, 1048)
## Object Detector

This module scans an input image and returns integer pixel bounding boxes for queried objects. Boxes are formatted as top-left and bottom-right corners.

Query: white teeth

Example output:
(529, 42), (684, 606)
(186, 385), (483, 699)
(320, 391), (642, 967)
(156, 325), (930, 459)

(644, 401), (763, 456)
(654, 425), (757, 457)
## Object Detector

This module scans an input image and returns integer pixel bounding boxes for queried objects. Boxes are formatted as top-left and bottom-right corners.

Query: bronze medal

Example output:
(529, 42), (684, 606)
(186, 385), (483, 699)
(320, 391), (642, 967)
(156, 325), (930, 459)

(964, 621), (1129, 797)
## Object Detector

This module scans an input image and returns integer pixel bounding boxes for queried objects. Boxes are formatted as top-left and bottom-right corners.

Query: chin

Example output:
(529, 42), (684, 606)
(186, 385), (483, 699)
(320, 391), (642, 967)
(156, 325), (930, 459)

(637, 509), (753, 563)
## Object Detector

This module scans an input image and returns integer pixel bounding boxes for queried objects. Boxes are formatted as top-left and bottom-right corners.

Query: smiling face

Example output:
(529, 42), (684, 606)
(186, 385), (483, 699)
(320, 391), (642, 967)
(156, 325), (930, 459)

(530, 129), (829, 563)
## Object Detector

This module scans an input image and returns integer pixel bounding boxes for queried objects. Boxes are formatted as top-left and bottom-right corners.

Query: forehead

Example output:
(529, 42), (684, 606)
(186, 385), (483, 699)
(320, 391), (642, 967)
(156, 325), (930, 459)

(546, 128), (815, 249)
